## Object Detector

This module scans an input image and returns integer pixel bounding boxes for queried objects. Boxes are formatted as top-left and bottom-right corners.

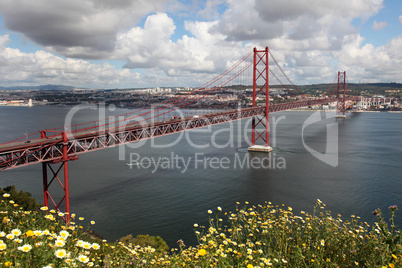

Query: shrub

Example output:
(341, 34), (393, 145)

(0, 190), (400, 267)
(0, 185), (40, 210)
(119, 234), (169, 255)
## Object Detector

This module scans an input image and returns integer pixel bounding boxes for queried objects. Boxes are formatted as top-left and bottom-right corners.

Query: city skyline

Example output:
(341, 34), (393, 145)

(0, 0), (401, 89)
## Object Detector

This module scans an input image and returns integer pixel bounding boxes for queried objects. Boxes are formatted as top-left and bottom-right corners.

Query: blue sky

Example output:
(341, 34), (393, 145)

(355, 0), (401, 46)
(0, 0), (400, 88)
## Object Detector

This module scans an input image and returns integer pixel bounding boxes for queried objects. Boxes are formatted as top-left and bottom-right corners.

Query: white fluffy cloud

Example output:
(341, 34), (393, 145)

(337, 34), (402, 82)
(0, 36), (140, 88)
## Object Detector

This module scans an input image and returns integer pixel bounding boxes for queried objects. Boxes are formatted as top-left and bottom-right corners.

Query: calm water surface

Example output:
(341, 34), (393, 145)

(0, 106), (401, 247)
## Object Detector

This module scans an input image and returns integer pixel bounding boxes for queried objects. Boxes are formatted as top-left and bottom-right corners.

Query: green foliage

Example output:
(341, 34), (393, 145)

(0, 188), (400, 267)
(0, 185), (40, 210)
(119, 234), (169, 255)
(300, 82), (402, 97)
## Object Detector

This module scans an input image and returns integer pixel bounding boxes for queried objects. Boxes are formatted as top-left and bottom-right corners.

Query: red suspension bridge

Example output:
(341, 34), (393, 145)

(0, 47), (359, 222)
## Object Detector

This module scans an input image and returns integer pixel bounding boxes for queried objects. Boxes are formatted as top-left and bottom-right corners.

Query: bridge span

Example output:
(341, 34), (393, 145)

(0, 97), (359, 171)
(0, 47), (358, 222)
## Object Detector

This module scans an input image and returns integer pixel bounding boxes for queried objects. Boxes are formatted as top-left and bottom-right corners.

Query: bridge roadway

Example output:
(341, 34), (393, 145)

(0, 97), (356, 170)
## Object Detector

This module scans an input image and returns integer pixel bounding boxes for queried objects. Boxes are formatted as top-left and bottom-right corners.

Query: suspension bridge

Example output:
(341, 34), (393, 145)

(0, 47), (359, 222)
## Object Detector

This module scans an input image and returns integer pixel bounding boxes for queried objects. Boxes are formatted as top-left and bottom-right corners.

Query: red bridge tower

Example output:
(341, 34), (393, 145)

(336, 71), (346, 118)
(248, 47), (272, 152)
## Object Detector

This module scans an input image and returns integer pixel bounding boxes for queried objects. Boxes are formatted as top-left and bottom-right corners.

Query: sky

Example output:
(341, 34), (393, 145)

(0, 0), (401, 89)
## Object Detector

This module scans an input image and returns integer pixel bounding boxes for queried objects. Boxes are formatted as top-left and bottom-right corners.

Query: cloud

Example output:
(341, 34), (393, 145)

(0, 38), (141, 87)
(214, 0), (383, 43)
(336, 34), (402, 82)
(116, 12), (248, 77)
(399, 15), (402, 24)
(0, 0), (170, 59)
(0, 0), (401, 87)
(372, 20), (388, 30)
(0, 34), (10, 48)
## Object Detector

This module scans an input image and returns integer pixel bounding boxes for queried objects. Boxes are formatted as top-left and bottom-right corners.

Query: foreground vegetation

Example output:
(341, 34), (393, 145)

(0, 190), (400, 267)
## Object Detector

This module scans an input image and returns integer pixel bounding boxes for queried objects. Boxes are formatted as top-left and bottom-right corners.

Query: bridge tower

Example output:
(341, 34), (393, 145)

(336, 71), (346, 118)
(248, 47), (272, 152)
(41, 131), (77, 224)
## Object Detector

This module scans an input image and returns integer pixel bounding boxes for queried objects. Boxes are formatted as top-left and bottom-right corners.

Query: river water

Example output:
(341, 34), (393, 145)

(0, 105), (401, 248)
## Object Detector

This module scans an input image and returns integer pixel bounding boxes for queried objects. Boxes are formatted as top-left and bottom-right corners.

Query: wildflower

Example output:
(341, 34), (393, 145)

(6, 234), (14, 240)
(217, 206), (222, 211)
(26, 230), (34, 237)
(82, 241), (92, 250)
(34, 230), (43, 236)
(45, 214), (55, 221)
(2, 193), (10, 198)
(74, 239), (82, 247)
(55, 239), (65, 247)
(0, 243), (6, 250)
(198, 248), (207, 256)
(92, 243), (100, 250)
(90, 220), (95, 225)
(372, 208), (381, 216)
(79, 217), (84, 220)
(247, 264), (254, 268)
(59, 230), (69, 239)
(2, 216), (9, 224)
(4, 262), (12, 267)
(77, 254), (89, 263)
(18, 244), (32, 252)
(389, 205), (398, 211)
(11, 229), (22, 236)
(0, 231), (5, 237)
(40, 206), (48, 211)
(208, 210), (212, 214)
(194, 223), (198, 227)
(177, 239), (185, 248)
(55, 249), (67, 259)
(58, 212), (64, 217)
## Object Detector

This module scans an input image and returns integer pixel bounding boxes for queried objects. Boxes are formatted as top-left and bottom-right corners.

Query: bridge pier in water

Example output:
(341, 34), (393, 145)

(248, 46), (273, 153)
(336, 71), (347, 118)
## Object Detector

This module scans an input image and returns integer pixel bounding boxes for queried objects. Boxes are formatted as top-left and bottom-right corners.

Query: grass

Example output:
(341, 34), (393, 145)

(0, 193), (400, 267)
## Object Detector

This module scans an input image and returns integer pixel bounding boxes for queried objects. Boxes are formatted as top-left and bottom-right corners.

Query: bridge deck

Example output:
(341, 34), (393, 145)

(0, 97), (358, 170)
